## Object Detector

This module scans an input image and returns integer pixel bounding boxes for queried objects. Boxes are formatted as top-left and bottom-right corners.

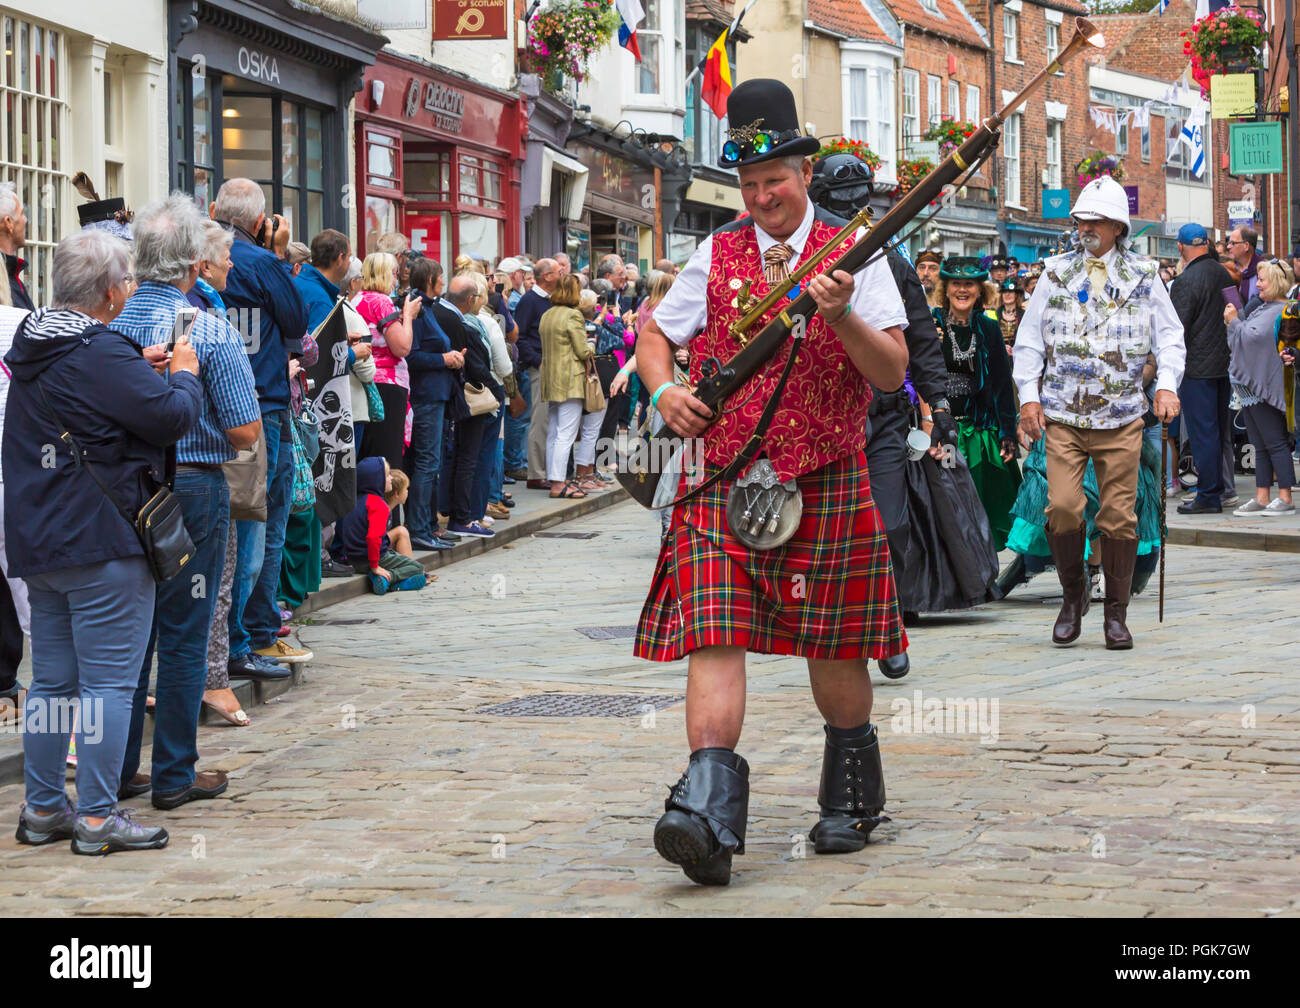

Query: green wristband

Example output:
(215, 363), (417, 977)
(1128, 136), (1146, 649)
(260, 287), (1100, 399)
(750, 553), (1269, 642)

(650, 382), (675, 411)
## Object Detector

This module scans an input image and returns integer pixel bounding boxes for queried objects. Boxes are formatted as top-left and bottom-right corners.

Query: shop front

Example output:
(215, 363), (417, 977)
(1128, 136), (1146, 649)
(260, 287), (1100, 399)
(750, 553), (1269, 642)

(519, 73), (584, 261)
(1003, 218), (1071, 265)
(567, 137), (656, 273)
(169, 0), (384, 238)
(355, 52), (526, 265)
(673, 173), (743, 266)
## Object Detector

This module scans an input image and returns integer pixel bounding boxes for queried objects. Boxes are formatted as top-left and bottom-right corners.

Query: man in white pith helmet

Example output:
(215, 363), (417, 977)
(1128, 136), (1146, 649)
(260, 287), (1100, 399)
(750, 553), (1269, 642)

(1011, 175), (1185, 651)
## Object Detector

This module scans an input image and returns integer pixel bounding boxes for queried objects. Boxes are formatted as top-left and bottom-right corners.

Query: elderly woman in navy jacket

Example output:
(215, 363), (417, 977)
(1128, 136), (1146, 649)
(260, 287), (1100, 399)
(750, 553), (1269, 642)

(405, 258), (464, 550)
(3, 229), (202, 855)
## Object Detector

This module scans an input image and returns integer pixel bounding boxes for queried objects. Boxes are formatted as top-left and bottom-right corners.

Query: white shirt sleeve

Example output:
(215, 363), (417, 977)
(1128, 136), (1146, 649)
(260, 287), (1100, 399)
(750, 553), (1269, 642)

(1148, 273), (1186, 393)
(653, 236), (712, 346)
(849, 245), (908, 331)
(1012, 278), (1051, 405)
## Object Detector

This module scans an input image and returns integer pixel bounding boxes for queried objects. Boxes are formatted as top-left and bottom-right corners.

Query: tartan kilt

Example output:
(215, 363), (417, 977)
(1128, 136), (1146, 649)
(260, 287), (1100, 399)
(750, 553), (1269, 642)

(634, 450), (907, 662)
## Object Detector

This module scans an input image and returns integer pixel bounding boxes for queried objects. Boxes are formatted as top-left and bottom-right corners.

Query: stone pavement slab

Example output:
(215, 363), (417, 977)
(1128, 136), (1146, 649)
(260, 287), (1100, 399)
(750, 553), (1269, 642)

(0, 500), (1297, 916)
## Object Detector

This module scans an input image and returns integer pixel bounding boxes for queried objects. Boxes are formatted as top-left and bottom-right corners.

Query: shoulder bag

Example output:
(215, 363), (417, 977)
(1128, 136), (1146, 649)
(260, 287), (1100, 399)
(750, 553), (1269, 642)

(37, 382), (195, 583)
(583, 357), (607, 414)
(223, 424), (268, 522)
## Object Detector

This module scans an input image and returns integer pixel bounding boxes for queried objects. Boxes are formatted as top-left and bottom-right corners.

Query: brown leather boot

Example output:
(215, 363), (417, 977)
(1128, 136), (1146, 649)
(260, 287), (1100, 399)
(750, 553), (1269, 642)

(1100, 536), (1138, 650)
(1045, 526), (1089, 646)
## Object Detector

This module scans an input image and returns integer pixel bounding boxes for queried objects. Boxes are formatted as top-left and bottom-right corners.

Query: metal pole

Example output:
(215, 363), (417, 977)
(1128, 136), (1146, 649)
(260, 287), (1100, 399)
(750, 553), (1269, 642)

(1288, 0), (1300, 247)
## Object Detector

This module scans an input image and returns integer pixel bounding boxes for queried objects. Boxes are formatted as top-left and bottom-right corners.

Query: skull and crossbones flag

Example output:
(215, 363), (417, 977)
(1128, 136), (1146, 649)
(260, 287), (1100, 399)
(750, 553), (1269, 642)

(305, 299), (356, 526)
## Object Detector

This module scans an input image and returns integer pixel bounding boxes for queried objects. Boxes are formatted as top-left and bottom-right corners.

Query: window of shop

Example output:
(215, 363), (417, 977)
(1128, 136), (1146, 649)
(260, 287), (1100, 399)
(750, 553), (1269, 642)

(927, 75), (941, 130)
(901, 70), (918, 142)
(637, 0), (663, 97)
(1045, 120), (1061, 190)
(393, 139), (506, 265)
(173, 65), (327, 238)
(1003, 113), (1021, 207)
(1, 14), (67, 306)
(966, 85), (979, 125)
(1004, 12), (1019, 63)
(948, 81), (959, 121)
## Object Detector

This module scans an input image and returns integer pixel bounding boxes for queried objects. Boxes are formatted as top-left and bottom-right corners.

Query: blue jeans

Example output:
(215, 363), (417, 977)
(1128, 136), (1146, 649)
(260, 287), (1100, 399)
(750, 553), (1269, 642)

(489, 433), (505, 504)
(23, 556), (155, 817)
(438, 411), (455, 519)
(121, 469), (229, 796)
(1179, 377), (1230, 506)
(230, 409), (292, 656)
(472, 412), (501, 518)
(408, 399), (447, 541)
(503, 366), (534, 471)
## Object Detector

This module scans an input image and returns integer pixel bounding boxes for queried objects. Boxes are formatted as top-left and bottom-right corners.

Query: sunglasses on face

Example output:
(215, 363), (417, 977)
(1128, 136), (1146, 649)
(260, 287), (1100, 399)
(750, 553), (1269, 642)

(720, 128), (804, 165)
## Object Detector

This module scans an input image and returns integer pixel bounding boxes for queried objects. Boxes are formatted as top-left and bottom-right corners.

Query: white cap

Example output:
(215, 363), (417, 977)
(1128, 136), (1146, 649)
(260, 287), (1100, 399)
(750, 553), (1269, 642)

(496, 256), (525, 273)
(1070, 175), (1130, 235)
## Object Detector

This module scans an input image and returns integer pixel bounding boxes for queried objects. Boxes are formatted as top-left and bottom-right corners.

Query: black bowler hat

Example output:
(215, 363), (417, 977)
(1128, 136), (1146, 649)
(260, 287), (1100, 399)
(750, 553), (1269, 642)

(988, 255), (1010, 271)
(720, 79), (820, 169)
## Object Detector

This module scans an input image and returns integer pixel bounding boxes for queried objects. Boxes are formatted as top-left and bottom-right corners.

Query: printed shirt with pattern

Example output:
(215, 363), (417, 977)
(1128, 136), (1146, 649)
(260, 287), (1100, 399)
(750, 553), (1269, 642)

(115, 282), (261, 464)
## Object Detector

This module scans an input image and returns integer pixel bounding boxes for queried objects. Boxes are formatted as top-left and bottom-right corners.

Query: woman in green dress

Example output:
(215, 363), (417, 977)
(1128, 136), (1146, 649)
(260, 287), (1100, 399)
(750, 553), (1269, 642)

(931, 256), (1022, 550)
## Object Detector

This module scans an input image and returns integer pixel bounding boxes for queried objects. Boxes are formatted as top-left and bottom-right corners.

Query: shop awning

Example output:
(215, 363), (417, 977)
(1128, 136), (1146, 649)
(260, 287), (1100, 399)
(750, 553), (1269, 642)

(539, 147), (589, 220)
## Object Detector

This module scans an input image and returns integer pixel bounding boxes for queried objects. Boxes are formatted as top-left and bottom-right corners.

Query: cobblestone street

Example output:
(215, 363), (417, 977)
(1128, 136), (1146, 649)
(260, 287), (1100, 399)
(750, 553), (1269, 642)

(1, 499), (1297, 917)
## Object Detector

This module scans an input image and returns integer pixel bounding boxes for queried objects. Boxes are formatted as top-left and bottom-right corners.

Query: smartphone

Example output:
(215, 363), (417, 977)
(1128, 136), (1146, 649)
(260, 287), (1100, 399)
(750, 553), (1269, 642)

(604, 289), (619, 307)
(168, 307), (199, 352)
(494, 281), (505, 295)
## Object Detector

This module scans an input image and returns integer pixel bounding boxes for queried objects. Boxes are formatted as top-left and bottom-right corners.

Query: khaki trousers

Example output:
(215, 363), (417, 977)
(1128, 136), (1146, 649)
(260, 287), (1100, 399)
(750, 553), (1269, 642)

(1044, 418), (1144, 539)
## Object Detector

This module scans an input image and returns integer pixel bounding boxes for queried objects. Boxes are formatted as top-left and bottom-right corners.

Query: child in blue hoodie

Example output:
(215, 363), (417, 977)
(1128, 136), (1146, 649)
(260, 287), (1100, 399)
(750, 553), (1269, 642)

(330, 457), (430, 593)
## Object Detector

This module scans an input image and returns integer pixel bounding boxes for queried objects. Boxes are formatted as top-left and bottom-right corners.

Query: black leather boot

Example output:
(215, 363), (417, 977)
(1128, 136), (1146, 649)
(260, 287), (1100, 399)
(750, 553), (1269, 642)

(809, 724), (889, 854)
(1101, 536), (1138, 650)
(653, 748), (749, 886)
(877, 651), (910, 679)
(1045, 526), (1089, 646)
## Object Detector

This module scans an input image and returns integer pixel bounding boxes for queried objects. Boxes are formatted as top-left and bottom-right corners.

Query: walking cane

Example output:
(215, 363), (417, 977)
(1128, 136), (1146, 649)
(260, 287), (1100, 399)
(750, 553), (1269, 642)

(1159, 422), (1168, 622)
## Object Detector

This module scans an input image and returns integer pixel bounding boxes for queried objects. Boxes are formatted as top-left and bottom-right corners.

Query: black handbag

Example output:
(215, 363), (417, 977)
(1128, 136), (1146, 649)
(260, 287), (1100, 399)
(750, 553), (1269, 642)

(38, 383), (195, 583)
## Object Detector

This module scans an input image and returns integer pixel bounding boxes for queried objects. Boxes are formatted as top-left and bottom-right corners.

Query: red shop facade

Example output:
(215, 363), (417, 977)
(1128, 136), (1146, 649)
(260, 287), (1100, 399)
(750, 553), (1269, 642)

(354, 52), (526, 265)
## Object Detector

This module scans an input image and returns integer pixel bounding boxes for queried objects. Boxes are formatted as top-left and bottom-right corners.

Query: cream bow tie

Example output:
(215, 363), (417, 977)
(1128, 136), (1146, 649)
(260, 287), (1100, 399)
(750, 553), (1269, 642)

(1085, 257), (1108, 293)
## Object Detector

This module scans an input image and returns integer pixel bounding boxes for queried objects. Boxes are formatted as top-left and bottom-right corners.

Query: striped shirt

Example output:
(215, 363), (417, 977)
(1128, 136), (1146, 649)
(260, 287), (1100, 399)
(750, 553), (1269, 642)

(115, 282), (260, 464)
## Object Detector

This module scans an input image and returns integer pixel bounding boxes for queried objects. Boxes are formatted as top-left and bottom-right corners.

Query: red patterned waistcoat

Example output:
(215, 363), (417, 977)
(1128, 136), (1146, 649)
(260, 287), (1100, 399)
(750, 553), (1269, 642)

(692, 213), (869, 481)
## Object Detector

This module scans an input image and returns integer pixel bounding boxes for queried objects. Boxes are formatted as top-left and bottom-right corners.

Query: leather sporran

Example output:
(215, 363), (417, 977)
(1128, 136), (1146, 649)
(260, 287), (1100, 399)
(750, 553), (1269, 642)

(724, 457), (802, 550)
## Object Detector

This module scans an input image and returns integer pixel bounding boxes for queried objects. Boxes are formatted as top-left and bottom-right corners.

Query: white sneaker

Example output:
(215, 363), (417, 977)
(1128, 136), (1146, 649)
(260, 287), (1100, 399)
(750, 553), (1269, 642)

(480, 515), (495, 527)
(1233, 499), (1266, 515)
(1262, 498), (1296, 515)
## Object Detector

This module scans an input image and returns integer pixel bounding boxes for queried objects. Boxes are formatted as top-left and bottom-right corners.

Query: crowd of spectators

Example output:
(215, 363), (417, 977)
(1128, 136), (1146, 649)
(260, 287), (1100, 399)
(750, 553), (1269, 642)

(0, 177), (680, 853)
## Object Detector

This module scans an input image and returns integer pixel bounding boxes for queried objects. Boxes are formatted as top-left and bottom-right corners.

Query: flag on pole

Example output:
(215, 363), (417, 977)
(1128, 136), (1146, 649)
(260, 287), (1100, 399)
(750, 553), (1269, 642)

(686, 0), (759, 91)
(702, 28), (732, 118)
(1156, 0), (1169, 14)
(615, 0), (644, 61)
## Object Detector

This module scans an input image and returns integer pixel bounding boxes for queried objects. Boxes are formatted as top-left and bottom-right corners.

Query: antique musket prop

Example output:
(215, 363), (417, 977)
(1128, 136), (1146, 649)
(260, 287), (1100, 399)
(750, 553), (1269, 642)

(619, 18), (1106, 509)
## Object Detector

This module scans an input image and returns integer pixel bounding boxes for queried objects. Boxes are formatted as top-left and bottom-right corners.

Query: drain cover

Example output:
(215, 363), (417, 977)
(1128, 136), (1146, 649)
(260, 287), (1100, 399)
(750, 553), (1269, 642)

(575, 625), (640, 640)
(477, 693), (684, 718)
(533, 531), (600, 539)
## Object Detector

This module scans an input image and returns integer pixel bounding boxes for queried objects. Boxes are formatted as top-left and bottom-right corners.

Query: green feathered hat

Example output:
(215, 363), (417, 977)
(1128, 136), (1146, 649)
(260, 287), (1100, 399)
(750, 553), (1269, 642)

(939, 256), (988, 281)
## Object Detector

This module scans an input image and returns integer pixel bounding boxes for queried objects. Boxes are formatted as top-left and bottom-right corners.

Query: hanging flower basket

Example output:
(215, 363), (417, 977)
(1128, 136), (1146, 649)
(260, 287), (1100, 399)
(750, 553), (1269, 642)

(812, 137), (883, 171)
(1180, 6), (1266, 97)
(894, 158), (934, 197)
(925, 118), (976, 159)
(527, 0), (621, 92)
(1076, 150), (1126, 187)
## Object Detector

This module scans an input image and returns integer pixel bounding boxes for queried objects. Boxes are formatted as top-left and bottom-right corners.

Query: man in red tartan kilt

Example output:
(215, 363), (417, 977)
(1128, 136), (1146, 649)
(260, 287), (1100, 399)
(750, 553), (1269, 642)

(632, 79), (911, 886)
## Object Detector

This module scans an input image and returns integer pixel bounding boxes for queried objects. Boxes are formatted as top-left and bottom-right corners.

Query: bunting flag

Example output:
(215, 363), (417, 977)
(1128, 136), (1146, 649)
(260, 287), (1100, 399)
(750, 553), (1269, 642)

(1179, 120), (1206, 177)
(702, 27), (732, 118)
(615, 0), (644, 61)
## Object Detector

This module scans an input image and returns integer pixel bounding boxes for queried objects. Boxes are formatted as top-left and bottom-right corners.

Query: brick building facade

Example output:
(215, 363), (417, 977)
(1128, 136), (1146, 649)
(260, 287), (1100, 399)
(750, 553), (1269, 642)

(965, 0), (1091, 261)
(889, 0), (999, 256)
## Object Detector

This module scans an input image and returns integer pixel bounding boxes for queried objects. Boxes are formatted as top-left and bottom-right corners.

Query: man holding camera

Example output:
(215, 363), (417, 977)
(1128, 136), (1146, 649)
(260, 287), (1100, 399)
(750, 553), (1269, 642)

(212, 178), (311, 676)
